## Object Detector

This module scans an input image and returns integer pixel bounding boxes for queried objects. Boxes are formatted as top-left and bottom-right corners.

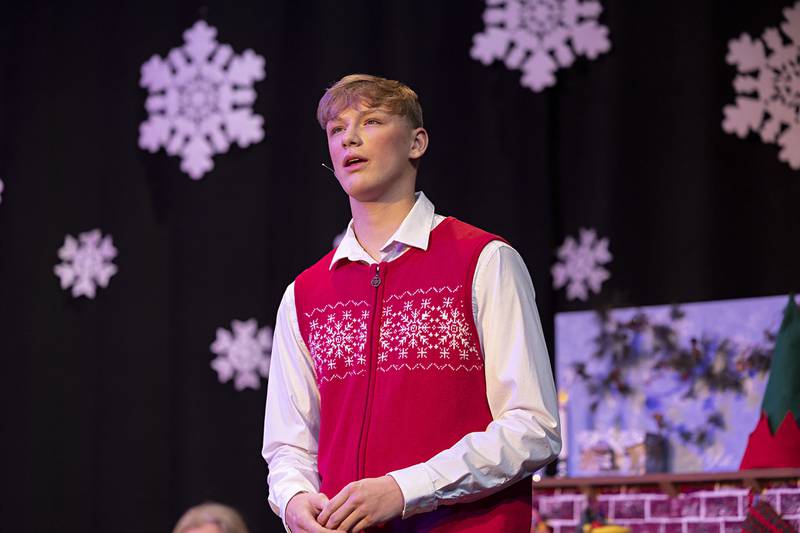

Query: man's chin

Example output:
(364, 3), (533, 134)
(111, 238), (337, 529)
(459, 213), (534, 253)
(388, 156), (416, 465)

(342, 178), (413, 204)
(343, 181), (387, 203)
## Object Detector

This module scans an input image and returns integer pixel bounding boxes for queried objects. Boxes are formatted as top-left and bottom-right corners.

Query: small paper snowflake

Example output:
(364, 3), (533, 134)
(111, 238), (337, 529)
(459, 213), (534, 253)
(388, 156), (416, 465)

(54, 229), (118, 299)
(471, 0), (611, 92)
(139, 20), (266, 179)
(722, 2), (800, 169)
(210, 319), (273, 390)
(551, 228), (611, 301)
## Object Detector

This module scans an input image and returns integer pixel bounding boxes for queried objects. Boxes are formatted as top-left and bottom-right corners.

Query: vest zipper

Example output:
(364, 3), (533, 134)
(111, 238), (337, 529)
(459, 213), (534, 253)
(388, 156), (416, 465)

(357, 263), (384, 479)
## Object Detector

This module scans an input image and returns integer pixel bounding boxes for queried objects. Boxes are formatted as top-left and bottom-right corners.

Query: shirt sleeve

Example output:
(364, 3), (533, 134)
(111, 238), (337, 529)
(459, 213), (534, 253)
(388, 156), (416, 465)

(386, 240), (562, 518)
(262, 282), (323, 527)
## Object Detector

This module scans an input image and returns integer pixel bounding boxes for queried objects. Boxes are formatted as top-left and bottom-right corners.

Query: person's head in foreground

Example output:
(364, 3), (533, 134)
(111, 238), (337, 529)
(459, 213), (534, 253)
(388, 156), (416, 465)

(317, 73), (429, 204)
(172, 502), (249, 533)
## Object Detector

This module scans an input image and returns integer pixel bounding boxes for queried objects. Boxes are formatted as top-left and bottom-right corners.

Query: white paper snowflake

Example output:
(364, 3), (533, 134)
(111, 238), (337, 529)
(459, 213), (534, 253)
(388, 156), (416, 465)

(551, 228), (611, 301)
(54, 229), (118, 299)
(139, 20), (266, 179)
(210, 319), (273, 390)
(471, 0), (611, 92)
(722, 2), (800, 169)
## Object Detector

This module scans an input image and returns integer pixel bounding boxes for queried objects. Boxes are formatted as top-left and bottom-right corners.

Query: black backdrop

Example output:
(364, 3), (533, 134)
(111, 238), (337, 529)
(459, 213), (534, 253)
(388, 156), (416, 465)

(1, 1), (798, 531)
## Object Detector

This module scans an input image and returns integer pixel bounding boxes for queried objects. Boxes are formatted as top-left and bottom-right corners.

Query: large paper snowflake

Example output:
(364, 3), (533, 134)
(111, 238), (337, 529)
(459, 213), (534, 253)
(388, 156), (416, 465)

(551, 228), (611, 301)
(54, 229), (118, 299)
(210, 319), (273, 390)
(139, 20), (266, 179)
(471, 0), (611, 92)
(722, 2), (800, 169)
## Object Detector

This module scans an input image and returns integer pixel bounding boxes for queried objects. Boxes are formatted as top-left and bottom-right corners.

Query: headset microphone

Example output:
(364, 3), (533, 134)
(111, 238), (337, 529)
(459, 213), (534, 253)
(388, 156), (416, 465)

(321, 163), (335, 174)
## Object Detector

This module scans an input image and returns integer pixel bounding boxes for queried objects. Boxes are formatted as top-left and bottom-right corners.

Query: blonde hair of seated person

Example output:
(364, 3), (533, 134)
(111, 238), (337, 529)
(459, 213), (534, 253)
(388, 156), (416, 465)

(173, 501), (249, 533)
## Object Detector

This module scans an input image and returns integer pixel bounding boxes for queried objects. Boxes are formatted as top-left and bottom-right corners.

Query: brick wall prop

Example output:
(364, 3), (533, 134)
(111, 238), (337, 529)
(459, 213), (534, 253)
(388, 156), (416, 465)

(534, 487), (800, 533)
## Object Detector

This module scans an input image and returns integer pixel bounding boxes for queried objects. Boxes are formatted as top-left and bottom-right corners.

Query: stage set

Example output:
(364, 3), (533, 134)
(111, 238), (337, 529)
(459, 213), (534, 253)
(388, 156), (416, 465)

(1, 1), (798, 532)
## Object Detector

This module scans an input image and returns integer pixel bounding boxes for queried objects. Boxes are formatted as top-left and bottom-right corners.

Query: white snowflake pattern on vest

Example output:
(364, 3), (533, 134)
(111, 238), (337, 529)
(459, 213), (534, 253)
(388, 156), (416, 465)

(306, 303), (371, 381)
(380, 286), (481, 367)
(722, 2), (800, 169)
(306, 287), (483, 382)
(471, 0), (611, 92)
(139, 20), (266, 179)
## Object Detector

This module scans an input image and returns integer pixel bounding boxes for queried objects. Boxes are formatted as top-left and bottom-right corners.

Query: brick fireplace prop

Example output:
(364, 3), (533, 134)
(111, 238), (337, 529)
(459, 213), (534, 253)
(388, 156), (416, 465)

(532, 468), (800, 532)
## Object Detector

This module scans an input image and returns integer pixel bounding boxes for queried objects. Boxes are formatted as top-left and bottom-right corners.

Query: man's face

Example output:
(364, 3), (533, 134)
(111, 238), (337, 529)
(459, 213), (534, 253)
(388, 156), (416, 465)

(325, 103), (424, 202)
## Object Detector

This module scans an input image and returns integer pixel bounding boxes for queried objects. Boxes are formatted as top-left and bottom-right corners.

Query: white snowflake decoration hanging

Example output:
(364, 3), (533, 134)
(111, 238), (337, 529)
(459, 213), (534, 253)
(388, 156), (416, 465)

(471, 0), (611, 92)
(139, 20), (266, 179)
(210, 319), (273, 391)
(723, 2), (800, 169)
(54, 229), (118, 299)
(551, 228), (611, 301)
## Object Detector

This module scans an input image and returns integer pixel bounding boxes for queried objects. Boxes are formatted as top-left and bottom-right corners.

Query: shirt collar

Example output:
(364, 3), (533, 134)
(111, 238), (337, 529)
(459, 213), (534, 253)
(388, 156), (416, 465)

(329, 191), (436, 269)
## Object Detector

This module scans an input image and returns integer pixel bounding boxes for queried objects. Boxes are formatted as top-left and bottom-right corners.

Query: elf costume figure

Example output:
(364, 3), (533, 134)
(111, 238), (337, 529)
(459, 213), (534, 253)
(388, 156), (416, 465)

(740, 295), (800, 470)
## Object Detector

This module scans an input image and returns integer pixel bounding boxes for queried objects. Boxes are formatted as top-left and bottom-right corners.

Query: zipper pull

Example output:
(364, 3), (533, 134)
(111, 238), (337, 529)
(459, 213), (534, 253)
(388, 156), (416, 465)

(370, 266), (381, 288)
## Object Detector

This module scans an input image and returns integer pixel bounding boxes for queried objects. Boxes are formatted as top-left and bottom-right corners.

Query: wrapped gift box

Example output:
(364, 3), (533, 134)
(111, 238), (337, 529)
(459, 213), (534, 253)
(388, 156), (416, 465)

(577, 429), (668, 475)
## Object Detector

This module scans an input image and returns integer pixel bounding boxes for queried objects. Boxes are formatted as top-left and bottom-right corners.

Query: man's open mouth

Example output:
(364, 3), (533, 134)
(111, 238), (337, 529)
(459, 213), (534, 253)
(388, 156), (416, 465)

(344, 157), (368, 167)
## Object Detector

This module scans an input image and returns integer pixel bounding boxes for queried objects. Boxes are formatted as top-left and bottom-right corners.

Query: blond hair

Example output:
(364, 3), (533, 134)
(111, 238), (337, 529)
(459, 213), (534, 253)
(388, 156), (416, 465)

(316, 74), (424, 129)
(173, 502), (249, 533)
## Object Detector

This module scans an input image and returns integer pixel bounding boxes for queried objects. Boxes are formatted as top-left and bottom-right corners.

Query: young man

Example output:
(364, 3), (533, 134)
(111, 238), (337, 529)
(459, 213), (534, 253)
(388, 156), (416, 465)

(262, 74), (561, 533)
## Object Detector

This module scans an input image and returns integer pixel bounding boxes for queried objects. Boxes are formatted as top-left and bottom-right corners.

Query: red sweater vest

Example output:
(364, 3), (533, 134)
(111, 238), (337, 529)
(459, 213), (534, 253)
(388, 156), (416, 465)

(294, 217), (532, 532)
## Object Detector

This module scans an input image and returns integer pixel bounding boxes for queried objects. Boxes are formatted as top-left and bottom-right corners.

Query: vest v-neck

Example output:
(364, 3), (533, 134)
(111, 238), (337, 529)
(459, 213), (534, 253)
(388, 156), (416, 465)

(368, 216), (457, 270)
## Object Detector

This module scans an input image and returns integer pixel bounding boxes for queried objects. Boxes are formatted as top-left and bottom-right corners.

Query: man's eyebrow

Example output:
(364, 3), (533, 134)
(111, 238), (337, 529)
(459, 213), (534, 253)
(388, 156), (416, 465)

(326, 118), (344, 130)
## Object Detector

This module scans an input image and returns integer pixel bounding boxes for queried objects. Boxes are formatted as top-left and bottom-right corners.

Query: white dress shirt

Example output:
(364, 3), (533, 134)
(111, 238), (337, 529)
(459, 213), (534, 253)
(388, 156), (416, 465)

(262, 192), (561, 526)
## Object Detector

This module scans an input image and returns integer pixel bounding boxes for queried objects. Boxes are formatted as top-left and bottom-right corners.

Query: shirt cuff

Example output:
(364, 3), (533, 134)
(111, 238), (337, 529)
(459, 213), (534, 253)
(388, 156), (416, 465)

(387, 463), (438, 519)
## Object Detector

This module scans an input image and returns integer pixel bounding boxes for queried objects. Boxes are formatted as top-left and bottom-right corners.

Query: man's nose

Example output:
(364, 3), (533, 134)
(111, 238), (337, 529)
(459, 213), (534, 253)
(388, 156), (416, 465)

(342, 126), (362, 147)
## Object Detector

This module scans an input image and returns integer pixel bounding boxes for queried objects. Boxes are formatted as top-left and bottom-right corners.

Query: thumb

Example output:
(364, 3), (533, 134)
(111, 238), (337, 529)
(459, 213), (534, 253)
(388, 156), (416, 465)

(309, 492), (329, 511)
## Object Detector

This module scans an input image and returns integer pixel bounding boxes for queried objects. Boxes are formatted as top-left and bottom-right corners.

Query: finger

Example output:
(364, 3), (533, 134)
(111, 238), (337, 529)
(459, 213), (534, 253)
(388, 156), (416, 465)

(351, 516), (373, 532)
(325, 498), (358, 529)
(317, 490), (346, 526)
(292, 506), (320, 533)
(338, 507), (367, 532)
(302, 516), (338, 533)
(309, 493), (330, 514)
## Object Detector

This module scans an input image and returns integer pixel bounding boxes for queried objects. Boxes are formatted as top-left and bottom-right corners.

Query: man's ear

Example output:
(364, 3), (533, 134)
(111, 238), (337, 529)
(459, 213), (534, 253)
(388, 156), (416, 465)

(409, 127), (429, 161)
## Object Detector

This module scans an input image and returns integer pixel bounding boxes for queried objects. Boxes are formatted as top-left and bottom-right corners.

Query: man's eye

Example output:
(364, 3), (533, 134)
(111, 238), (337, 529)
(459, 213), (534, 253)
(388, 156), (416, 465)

(365, 118), (381, 125)
(329, 126), (343, 135)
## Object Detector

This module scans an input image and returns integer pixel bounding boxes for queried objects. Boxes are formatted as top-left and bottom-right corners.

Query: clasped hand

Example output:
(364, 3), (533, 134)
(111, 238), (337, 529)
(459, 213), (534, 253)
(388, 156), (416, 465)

(287, 476), (403, 532)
